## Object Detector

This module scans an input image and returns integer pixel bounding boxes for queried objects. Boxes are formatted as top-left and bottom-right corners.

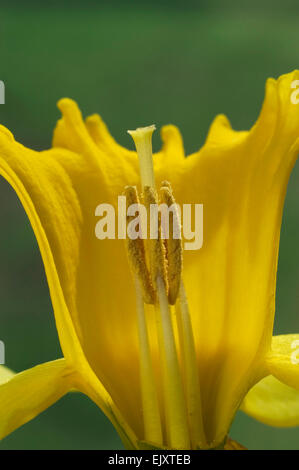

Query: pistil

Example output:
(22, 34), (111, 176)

(127, 125), (200, 449)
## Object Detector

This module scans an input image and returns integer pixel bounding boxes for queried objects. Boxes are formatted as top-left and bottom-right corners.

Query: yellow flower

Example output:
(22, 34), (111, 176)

(1, 71), (299, 450)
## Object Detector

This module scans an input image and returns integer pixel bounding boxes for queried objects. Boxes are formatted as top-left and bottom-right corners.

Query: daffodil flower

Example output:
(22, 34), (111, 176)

(1, 71), (299, 450)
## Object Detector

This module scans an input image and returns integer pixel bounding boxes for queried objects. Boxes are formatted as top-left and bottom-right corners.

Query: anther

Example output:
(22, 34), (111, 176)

(143, 186), (168, 294)
(124, 186), (155, 304)
(160, 182), (182, 305)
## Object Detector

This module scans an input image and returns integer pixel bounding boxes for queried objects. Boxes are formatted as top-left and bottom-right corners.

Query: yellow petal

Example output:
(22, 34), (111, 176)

(163, 70), (299, 444)
(241, 374), (299, 427)
(0, 359), (74, 439)
(0, 365), (14, 384)
(0, 106), (140, 440)
(266, 334), (299, 390)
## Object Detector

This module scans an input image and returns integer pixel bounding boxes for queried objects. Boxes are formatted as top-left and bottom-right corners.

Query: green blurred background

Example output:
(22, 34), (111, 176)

(0, 0), (299, 449)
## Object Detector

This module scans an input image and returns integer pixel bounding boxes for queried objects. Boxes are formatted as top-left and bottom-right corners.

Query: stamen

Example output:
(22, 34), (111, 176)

(126, 124), (203, 448)
(160, 182), (182, 305)
(124, 185), (155, 304)
(134, 277), (163, 444)
(128, 125), (156, 189)
(176, 281), (206, 448)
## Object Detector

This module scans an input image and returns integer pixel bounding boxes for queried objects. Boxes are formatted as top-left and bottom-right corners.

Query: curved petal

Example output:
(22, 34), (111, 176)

(241, 374), (299, 427)
(0, 359), (74, 439)
(266, 334), (299, 390)
(0, 108), (141, 439)
(163, 70), (299, 444)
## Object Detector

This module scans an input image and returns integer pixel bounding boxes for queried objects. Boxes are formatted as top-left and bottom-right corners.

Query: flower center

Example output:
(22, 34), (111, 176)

(125, 126), (206, 449)
(124, 181), (182, 305)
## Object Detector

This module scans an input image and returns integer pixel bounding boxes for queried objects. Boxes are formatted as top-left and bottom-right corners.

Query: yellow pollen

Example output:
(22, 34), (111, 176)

(124, 185), (155, 304)
(143, 185), (168, 293)
(160, 182), (182, 305)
